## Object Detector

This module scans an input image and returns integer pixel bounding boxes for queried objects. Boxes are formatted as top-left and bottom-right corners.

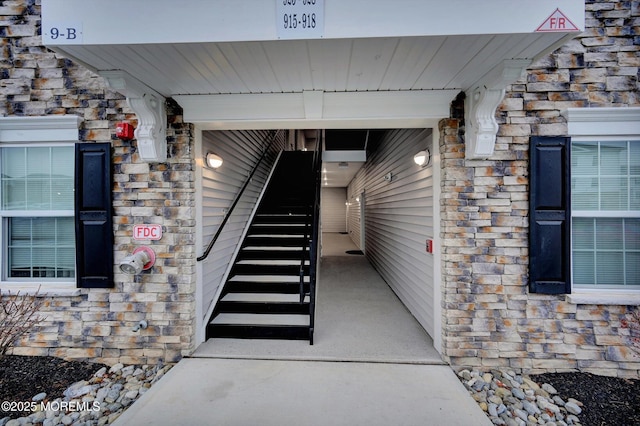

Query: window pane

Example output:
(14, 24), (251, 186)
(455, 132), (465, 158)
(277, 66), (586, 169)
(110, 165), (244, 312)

(627, 218), (640, 251)
(26, 147), (51, 177)
(600, 176), (627, 210)
(596, 252), (625, 285)
(572, 177), (599, 210)
(596, 218), (623, 250)
(1, 148), (27, 210)
(573, 217), (640, 288)
(0, 146), (74, 211)
(631, 142), (640, 175)
(626, 252), (640, 286)
(51, 146), (74, 209)
(600, 142), (627, 175)
(572, 142), (598, 176)
(573, 217), (594, 249)
(7, 217), (75, 279)
(632, 176), (640, 210)
(573, 252), (595, 285)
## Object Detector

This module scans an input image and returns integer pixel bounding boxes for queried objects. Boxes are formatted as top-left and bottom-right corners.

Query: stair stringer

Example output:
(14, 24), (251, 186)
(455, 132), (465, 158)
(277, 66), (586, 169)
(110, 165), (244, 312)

(202, 150), (285, 325)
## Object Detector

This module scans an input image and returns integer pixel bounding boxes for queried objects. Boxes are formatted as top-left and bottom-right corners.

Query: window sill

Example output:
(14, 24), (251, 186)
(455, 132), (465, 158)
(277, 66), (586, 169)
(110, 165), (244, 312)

(567, 292), (640, 306)
(0, 283), (81, 297)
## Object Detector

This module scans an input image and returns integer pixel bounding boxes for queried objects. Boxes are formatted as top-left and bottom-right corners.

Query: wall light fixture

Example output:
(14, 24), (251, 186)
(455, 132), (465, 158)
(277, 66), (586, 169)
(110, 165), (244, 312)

(206, 152), (223, 169)
(413, 149), (430, 167)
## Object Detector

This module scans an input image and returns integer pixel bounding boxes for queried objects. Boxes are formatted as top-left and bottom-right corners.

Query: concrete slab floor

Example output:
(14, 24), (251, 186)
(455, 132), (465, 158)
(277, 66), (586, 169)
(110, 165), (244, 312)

(113, 358), (492, 426)
(194, 235), (441, 363)
(114, 233), (491, 425)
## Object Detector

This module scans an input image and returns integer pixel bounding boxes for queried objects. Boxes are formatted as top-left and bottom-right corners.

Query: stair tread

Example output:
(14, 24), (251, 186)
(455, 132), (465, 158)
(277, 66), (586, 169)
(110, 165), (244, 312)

(211, 313), (310, 326)
(222, 293), (310, 303)
(242, 246), (302, 251)
(236, 260), (309, 265)
(229, 275), (309, 282)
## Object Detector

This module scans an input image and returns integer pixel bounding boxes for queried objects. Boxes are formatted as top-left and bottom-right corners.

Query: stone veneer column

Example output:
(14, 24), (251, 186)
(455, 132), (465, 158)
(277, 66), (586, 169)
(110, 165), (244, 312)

(439, 0), (639, 377)
(2, 2), (196, 365)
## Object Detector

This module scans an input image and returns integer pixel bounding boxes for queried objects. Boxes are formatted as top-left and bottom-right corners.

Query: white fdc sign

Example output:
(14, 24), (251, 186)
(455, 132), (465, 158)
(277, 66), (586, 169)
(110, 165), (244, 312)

(276, 0), (324, 39)
(133, 224), (163, 241)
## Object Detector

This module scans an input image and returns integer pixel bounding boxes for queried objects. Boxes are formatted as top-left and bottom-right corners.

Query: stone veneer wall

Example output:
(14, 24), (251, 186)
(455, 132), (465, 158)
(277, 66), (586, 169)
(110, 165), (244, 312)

(1, 1), (196, 365)
(440, 0), (640, 377)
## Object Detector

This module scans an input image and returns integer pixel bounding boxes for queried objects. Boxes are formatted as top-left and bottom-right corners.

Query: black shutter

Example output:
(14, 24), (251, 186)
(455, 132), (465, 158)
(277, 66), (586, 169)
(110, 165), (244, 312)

(75, 143), (114, 288)
(529, 136), (571, 294)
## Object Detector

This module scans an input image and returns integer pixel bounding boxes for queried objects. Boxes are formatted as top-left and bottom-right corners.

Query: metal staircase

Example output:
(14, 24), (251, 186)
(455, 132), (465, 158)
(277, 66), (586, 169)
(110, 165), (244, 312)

(206, 150), (319, 343)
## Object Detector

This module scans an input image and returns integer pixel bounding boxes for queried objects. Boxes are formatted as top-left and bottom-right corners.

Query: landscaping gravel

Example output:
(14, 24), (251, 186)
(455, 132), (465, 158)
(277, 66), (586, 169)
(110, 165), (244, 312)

(459, 368), (640, 426)
(0, 355), (172, 425)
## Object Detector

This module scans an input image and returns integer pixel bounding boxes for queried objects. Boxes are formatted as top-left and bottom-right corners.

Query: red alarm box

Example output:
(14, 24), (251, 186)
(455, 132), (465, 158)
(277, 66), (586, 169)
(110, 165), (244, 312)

(116, 122), (134, 140)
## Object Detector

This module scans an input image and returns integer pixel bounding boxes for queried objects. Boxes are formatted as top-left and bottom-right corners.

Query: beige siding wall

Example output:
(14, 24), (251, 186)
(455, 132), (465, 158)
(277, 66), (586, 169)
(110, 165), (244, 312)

(321, 187), (347, 233)
(348, 129), (436, 337)
(346, 192), (362, 249)
(200, 130), (285, 323)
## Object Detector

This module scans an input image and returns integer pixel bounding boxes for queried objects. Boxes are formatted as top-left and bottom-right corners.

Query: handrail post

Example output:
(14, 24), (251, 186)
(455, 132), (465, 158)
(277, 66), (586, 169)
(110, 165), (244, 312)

(307, 129), (322, 345)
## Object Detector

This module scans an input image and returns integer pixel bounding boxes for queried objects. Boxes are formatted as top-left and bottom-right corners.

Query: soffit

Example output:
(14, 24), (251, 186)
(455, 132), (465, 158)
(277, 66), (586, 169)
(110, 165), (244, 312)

(41, 0), (584, 143)
(58, 32), (567, 98)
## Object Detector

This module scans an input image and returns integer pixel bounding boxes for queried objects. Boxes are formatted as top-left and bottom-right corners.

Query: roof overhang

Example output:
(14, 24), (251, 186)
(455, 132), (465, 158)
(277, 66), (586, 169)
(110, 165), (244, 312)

(42, 0), (584, 162)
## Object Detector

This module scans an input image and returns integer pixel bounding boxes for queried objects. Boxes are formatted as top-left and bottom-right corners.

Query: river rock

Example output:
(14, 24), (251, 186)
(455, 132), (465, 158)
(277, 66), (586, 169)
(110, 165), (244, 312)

(458, 369), (586, 426)
(565, 401), (582, 415)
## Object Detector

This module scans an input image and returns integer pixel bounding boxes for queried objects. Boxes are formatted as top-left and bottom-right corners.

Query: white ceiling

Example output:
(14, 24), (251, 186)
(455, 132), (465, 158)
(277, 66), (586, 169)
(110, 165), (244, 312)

(44, 0), (582, 131)
(43, 0), (582, 163)
(61, 33), (564, 98)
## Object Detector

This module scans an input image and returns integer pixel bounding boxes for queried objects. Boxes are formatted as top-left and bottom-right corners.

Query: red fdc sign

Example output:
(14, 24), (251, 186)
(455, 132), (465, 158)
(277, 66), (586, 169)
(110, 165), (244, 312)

(133, 224), (163, 241)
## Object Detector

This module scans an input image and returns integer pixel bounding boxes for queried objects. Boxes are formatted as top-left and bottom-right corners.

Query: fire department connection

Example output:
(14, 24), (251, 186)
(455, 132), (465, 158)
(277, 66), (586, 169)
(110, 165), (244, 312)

(119, 225), (162, 275)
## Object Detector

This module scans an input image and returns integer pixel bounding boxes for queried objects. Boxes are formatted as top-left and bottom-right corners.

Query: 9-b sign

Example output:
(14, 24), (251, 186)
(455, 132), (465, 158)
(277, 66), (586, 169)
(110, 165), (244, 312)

(133, 224), (163, 241)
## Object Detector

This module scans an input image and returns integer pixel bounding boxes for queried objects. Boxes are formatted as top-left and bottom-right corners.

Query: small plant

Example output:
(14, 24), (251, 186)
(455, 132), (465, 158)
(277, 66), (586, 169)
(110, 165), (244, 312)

(620, 307), (640, 356)
(0, 290), (45, 358)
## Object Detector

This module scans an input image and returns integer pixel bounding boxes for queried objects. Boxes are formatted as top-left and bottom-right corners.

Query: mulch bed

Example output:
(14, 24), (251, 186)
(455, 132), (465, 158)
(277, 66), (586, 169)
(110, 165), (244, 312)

(0, 355), (107, 419)
(532, 372), (640, 426)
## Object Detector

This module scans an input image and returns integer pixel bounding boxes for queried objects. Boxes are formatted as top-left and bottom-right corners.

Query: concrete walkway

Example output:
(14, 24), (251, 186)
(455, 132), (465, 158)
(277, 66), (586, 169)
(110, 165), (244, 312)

(114, 233), (490, 426)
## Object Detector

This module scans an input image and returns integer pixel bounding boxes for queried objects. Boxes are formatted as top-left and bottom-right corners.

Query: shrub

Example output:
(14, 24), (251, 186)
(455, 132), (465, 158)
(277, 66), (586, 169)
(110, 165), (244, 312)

(0, 290), (45, 358)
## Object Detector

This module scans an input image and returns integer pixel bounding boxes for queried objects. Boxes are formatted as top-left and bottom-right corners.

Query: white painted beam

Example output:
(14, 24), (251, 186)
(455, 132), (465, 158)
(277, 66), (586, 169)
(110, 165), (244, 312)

(42, 0), (584, 45)
(174, 90), (457, 130)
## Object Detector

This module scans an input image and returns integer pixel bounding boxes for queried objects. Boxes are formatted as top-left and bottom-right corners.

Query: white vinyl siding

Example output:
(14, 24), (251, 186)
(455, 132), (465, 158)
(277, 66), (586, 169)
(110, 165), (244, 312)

(346, 192), (362, 249)
(200, 130), (286, 321)
(321, 187), (347, 233)
(347, 128), (435, 338)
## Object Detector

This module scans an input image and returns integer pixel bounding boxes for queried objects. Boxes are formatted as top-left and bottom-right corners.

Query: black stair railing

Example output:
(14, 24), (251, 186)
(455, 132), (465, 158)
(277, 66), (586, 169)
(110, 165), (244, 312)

(197, 129), (284, 262)
(303, 131), (322, 344)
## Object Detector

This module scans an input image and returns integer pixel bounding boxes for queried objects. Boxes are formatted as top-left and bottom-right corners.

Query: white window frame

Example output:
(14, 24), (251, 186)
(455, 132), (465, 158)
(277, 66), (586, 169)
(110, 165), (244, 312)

(562, 107), (640, 305)
(0, 116), (82, 296)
